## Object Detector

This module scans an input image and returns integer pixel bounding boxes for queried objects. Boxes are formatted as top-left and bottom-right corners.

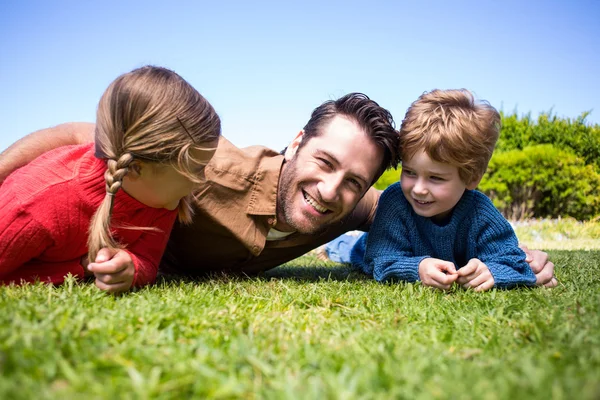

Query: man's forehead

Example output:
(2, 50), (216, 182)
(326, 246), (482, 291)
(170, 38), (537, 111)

(302, 120), (382, 181)
(308, 115), (363, 144)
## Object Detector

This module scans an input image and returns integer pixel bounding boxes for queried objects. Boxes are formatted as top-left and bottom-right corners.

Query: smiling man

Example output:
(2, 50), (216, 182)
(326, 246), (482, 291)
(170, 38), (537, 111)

(0, 93), (556, 286)
(276, 115), (383, 234)
(163, 93), (399, 275)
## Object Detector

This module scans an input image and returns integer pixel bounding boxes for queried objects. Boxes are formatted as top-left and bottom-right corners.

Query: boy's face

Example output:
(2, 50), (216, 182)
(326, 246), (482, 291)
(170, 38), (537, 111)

(400, 150), (477, 222)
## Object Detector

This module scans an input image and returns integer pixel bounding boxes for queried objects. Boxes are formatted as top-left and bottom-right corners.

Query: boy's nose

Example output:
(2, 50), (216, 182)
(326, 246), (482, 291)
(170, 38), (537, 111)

(412, 179), (429, 195)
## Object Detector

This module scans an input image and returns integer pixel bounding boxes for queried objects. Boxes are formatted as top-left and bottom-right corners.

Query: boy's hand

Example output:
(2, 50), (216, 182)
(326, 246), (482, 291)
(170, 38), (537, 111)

(456, 258), (494, 292)
(418, 258), (458, 290)
(87, 248), (135, 294)
(519, 244), (558, 287)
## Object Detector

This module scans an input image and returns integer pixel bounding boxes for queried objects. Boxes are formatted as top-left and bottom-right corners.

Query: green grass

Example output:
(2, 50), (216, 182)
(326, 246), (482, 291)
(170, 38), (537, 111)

(513, 218), (600, 250)
(1, 251), (599, 399)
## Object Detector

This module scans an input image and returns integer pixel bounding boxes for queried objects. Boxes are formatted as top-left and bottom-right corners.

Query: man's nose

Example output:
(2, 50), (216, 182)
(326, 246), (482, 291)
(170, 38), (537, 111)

(318, 174), (343, 202)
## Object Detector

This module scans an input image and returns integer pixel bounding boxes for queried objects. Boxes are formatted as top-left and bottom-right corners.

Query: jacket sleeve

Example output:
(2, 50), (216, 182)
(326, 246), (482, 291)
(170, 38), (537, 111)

(126, 211), (177, 288)
(473, 197), (536, 288)
(356, 185), (429, 283)
(352, 187), (381, 232)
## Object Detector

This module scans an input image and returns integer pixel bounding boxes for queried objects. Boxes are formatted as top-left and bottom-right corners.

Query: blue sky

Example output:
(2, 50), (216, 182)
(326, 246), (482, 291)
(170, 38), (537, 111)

(1, 0), (599, 152)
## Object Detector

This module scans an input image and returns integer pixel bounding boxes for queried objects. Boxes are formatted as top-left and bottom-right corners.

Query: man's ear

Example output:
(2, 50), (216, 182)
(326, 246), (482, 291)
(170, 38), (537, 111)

(467, 174), (483, 190)
(284, 130), (305, 161)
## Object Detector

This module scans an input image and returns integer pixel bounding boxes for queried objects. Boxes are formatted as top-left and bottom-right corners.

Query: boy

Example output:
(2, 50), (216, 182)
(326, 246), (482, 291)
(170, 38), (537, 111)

(352, 89), (536, 291)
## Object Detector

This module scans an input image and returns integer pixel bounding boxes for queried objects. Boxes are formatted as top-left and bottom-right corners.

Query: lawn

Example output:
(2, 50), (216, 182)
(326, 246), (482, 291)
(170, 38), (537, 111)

(1, 250), (599, 399)
(512, 218), (600, 250)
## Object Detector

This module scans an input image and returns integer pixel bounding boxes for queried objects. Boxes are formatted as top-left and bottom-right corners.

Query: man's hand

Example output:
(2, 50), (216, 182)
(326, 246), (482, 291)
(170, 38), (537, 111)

(456, 258), (495, 292)
(520, 244), (558, 288)
(87, 248), (135, 294)
(418, 258), (458, 290)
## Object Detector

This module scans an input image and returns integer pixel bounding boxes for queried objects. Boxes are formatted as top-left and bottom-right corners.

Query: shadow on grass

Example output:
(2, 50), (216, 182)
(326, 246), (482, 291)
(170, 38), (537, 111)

(262, 262), (370, 282)
(156, 256), (371, 285)
(155, 250), (600, 288)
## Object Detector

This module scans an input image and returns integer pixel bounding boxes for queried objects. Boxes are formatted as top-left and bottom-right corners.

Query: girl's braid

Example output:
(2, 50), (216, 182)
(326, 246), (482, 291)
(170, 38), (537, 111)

(87, 152), (134, 262)
(104, 153), (134, 195)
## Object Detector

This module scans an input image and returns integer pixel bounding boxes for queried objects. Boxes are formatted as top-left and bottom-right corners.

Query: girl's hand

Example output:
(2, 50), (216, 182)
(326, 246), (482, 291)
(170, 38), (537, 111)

(418, 258), (458, 290)
(80, 255), (93, 277)
(456, 258), (495, 292)
(87, 248), (135, 294)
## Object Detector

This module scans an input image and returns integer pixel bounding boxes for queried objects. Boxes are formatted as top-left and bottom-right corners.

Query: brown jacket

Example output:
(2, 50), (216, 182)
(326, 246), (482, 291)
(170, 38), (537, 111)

(161, 136), (380, 276)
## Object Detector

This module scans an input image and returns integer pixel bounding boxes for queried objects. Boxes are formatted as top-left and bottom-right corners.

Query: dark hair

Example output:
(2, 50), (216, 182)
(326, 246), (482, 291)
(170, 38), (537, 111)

(300, 93), (400, 180)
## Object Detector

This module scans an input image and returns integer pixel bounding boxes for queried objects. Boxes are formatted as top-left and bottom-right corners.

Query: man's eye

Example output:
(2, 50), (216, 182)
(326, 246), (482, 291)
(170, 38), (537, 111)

(348, 178), (362, 191)
(318, 158), (333, 168)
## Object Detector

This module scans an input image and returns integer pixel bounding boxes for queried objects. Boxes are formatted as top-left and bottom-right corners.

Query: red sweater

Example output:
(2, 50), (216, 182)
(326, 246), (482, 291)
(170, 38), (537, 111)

(0, 144), (178, 287)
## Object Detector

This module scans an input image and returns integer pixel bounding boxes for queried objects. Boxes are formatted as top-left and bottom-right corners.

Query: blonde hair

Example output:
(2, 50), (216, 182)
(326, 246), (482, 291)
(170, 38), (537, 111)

(88, 65), (221, 262)
(399, 89), (500, 184)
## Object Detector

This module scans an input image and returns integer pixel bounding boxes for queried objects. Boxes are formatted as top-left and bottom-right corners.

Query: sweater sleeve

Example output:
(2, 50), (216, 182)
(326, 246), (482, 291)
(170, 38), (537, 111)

(357, 184), (429, 283)
(0, 192), (84, 284)
(0, 203), (53, 277)
(126, 211), (177, 288)
(473, 194), (536, 288)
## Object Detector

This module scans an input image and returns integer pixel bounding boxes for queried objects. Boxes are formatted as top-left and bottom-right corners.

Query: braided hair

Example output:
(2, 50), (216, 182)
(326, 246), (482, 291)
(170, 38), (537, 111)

(87, 66), (221, 262)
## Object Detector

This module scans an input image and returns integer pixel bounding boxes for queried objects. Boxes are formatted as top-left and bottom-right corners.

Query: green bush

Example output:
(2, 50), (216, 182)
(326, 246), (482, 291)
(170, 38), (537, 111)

(498, 112), (600, 170)
(479, 144), (600, 220)
(374, 168), (400, 190)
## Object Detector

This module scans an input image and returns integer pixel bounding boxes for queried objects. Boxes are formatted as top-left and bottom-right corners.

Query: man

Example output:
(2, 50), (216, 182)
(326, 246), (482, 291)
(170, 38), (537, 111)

(0, 93), (557, 289)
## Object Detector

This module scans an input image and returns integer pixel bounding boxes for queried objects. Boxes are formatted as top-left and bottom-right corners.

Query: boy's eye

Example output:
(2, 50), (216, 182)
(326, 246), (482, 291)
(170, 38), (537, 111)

(430, 176), (445, 181)
(402, 169), (416, 176)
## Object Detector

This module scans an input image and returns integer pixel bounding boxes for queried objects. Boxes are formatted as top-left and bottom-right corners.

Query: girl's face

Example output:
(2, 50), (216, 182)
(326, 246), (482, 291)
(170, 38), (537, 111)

(123, 147), (215, 210)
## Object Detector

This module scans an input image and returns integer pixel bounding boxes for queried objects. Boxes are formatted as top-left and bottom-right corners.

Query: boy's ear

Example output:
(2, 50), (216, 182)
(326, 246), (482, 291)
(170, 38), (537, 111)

(284, 130), (305, 161)
(467, 175), (483, 190)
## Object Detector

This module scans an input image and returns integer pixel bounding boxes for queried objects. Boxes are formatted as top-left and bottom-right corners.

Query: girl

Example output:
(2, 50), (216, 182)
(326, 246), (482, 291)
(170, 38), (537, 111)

(0, 66), (221, 293)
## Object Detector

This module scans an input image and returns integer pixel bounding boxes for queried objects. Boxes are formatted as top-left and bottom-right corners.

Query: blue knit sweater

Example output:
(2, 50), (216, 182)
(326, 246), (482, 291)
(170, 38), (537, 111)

(351, 183), (536, 288)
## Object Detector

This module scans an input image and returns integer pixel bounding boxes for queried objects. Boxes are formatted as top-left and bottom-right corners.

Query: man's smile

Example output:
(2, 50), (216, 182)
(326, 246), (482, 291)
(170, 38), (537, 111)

(303, 190), (330, 214)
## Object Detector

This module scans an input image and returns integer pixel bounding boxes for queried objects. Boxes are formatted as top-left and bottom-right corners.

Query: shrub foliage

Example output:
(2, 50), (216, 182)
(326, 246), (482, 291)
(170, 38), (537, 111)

(498, 111), (600, 170)
(479, 144), (600, 220)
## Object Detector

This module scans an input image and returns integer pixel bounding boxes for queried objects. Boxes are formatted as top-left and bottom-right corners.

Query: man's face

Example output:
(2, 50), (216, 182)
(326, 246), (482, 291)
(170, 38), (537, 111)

(275, 115), (384, 234)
